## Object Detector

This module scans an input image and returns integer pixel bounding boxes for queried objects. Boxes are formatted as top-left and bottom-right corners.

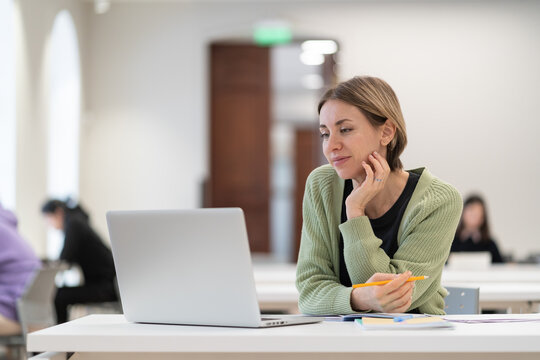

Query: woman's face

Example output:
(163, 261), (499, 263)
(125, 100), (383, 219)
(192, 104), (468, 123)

(319, 99), (385, 180)
(45, 209), (64, 231)
(462, 202), (485, 229)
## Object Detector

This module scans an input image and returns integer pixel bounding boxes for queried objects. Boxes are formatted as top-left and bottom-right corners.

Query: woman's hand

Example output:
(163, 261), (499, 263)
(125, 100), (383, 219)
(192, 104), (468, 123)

(350, 271), (414, 313)
(345, 151), (391, 219)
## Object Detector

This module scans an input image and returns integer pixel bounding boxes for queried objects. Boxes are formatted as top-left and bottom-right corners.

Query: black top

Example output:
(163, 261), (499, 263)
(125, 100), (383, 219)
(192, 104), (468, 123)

(61, 213), (116, 284)
(450, 236), (504, 263)
(339, 171), (421, 287)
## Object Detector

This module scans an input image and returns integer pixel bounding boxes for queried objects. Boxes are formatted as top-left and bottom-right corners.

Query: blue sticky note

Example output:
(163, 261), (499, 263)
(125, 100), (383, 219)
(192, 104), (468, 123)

(393, 315), (414, 322)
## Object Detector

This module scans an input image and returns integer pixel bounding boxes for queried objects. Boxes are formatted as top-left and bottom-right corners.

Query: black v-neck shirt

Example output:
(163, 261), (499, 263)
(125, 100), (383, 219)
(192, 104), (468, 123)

(339, 171), (421, 287)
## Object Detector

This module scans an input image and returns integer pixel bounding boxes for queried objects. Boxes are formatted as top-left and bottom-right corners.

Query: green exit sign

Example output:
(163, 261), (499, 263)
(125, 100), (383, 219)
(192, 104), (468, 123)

(253, 24), (292, 46)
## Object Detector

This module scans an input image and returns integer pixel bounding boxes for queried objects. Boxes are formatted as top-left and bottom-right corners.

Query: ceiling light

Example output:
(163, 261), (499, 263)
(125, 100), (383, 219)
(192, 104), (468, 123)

(300, 51), (325, 66)
(301, 40), (338, 55)
(94, 0), (111, 14)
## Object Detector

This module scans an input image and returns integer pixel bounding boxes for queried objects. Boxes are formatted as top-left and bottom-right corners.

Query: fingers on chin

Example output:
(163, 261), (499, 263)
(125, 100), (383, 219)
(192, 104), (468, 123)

(362, 163), (373, 175)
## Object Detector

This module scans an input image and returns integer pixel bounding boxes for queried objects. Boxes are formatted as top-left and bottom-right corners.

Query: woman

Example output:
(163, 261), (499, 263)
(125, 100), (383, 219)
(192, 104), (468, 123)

(0, 202), (41, 335)
(451, 194), (503, 263)
(41, 199), (117, 323)
(296, 76), (462, 315)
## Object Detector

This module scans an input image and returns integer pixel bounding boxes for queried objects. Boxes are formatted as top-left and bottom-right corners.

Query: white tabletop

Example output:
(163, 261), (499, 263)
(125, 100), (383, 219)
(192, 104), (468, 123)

(256, 283), (540, 306)
(28, 314), (540, 355)
(253, 263), (540, 286)
(442, 264), (540, 283)
(253, 263), (297, 283)
(444, 282), (540, 301)
(253, 264), (540, 313)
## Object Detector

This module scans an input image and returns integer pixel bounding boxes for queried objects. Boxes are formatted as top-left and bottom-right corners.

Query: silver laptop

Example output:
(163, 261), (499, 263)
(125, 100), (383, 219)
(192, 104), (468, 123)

(106, 208), (320, 328)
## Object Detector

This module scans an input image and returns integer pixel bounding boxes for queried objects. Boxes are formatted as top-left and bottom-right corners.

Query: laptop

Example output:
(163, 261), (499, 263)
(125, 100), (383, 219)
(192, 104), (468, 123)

(106, 207), (321, 328)
(446, 252), (491, 270)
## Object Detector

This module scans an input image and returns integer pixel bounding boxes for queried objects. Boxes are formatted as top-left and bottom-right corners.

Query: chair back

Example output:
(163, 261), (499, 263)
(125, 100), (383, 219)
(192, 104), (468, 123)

(16, 266), (63, 339)
(444, 286), (480, 315)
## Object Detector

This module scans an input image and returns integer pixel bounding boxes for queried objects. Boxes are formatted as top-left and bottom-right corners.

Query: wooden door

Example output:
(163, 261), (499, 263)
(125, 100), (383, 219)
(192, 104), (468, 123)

(293, 127), (325, 260)
(209, 43), (270, 253)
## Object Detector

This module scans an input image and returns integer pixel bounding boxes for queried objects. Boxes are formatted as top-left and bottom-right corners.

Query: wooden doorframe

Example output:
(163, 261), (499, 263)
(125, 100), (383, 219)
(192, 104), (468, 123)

(208, 41), (338, 259)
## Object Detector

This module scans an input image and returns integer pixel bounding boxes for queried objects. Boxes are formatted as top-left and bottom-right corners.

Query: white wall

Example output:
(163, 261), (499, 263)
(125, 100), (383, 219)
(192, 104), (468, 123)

(0, 0), (16, 211)
(80, 2), (206, 237)
(15, 0), (87, 255)
(300, 1), (540, 259)
(16, 0), (540, 260)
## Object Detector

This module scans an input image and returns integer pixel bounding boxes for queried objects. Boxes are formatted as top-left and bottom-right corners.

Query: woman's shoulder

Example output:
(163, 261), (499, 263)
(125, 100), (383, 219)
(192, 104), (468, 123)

(65, 214), (92, 233)
(305, 164), (344, 200)
(409, 168), (463, 213)
(306, 164), (339, 187)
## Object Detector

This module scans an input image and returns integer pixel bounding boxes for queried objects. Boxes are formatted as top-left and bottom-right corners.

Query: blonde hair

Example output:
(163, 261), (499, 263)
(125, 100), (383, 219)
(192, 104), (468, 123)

(318, 76), (407, 171)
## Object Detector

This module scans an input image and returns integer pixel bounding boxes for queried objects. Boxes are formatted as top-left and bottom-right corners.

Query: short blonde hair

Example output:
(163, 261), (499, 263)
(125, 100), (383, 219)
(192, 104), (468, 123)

(318, 76), (407, 171)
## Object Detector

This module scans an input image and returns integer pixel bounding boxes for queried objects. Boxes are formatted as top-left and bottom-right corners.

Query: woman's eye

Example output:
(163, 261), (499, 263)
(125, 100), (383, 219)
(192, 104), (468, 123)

(320, 133), (329, 139)
(340, 128), (352, 133)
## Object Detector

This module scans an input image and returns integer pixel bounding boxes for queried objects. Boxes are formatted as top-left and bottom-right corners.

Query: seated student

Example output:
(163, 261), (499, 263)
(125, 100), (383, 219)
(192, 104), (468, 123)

(41, 199), (117, 323)
(451, 194), (504, 263)
(295, 76), (462, 316)
(0, 202), (41, 335)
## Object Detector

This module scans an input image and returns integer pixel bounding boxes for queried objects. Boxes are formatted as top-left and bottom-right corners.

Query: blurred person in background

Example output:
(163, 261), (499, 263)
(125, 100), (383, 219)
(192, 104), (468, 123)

(451, 194), (504, 263)
(0, 202), (41, 335)
(41, 199), (117, 323)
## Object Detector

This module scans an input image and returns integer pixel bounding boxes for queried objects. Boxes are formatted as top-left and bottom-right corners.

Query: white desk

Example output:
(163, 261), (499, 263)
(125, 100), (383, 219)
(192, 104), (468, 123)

(441, 264), (540, 283)
(254, 263), (299, 313)
(442, 283), (540, 313)
(254, 263), (540, 314)
(442, 264), (540, 312)
(28, 314), (540, 360)
(256, 281), (540, 314)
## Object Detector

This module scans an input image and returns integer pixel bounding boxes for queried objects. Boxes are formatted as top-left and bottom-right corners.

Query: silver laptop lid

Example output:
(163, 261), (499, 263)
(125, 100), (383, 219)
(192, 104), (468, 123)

(106, 208), (262, 327)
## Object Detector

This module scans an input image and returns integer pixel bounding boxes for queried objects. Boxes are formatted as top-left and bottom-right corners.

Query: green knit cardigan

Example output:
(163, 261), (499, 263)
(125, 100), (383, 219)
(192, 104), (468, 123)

(295, 165), (463, 315)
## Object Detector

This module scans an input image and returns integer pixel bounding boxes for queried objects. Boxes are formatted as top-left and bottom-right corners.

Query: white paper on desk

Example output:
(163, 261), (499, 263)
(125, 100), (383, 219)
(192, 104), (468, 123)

(321, 313), (420, 322)
(443, 316), (540, 324)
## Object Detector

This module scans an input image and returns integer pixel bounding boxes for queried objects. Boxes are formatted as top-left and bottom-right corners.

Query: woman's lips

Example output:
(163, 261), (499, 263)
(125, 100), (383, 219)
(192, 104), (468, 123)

(332, 156), (350, 166)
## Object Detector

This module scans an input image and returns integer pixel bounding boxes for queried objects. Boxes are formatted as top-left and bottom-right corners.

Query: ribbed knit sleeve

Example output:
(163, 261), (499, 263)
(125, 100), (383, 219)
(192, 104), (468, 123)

(296, 166), (354, 315)
(296, 166), (463, 315)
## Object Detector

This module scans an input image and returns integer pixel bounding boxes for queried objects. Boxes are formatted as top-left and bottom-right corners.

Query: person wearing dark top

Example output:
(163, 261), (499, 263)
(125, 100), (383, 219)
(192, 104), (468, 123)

(41, 199), (117, 323)
(451, 194), (504, 263)
(296, 76), (463, 315)
(339, 172), (420, 287)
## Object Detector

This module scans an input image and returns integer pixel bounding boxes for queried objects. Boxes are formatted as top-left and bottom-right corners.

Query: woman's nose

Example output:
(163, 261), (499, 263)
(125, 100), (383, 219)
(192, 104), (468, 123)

(326, 133), (342, 150)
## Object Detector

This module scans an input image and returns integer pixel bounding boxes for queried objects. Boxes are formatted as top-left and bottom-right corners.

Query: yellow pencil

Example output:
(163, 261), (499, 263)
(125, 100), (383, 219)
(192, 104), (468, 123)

(352, 276), (429, 288)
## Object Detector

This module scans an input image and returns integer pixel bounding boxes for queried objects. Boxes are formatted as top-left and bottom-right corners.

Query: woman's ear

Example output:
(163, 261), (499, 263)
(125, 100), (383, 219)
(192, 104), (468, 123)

(55, 207), (65, 219)
(380, 120), (396, 146)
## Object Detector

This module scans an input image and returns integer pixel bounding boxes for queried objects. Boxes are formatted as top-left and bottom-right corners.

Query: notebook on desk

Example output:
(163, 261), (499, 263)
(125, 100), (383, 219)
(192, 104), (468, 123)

(356, 316), (454, 330)
(106, 208), (320, 328)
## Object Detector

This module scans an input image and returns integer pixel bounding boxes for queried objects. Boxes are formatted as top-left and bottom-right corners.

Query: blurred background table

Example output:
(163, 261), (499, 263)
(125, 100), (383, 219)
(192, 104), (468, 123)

(253, 263), (540, 314)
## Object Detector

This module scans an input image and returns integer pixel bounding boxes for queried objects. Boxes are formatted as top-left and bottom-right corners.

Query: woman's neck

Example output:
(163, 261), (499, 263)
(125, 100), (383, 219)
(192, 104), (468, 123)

(461, 227), (482, 242)
(361, 169), (410, 219)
